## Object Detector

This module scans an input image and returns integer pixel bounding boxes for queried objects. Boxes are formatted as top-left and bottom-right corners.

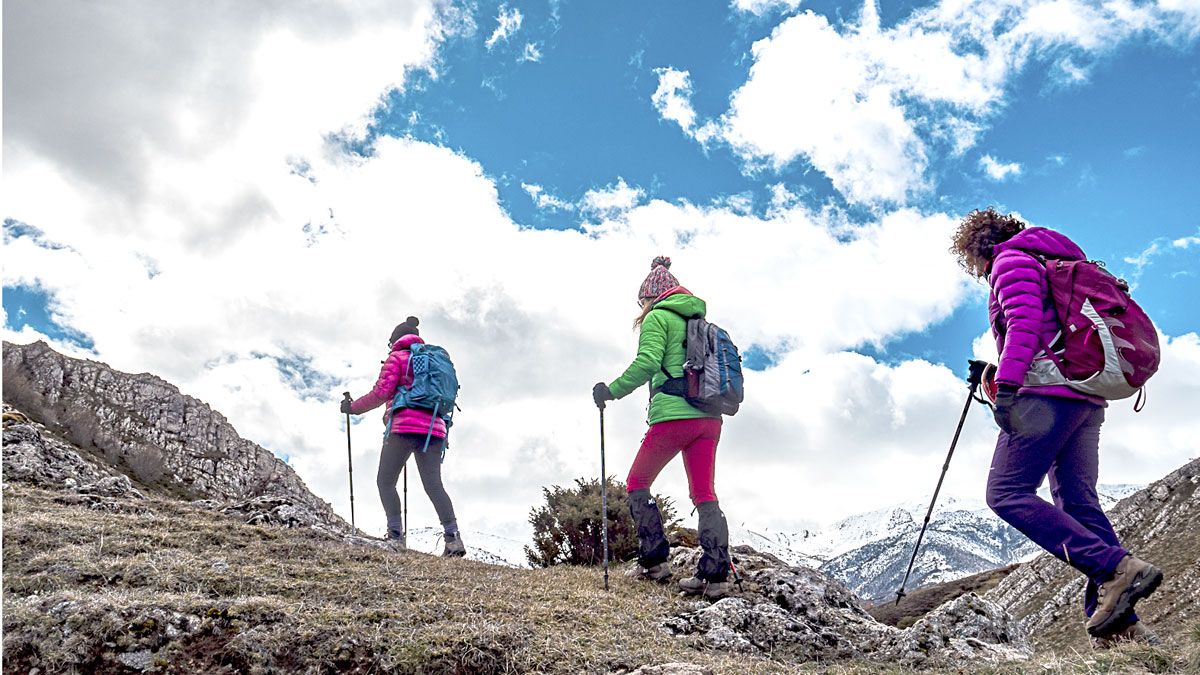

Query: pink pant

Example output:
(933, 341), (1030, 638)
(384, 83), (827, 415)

(626, 417), (722, 505)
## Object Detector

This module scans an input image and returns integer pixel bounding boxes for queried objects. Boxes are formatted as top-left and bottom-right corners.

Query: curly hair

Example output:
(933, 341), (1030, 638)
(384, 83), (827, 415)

(950, 207), (1027, 278)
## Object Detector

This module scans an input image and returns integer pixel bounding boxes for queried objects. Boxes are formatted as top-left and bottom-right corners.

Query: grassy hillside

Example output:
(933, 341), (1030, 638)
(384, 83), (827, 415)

(6, 483), (1200, 674)
(2, 484), (783, 674)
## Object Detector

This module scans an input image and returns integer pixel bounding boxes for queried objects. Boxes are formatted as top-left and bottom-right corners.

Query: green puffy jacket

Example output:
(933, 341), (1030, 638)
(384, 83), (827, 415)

(608, 292), (718, 426)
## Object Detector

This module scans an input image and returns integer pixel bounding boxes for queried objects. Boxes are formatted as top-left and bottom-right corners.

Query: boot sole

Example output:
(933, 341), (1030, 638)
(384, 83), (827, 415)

(1087, 565), (1164, 638)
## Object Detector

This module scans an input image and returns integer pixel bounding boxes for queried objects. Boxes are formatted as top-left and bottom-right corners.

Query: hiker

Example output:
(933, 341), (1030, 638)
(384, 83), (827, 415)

(592, 257), (732, 599)
(950, 208), (1162, 645)
(341, 316), (465, 557)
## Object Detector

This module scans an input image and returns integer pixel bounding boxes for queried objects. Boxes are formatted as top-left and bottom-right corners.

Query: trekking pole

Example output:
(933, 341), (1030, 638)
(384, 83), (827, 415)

(342, 392), (357, 535)
(402, 460), (408, 542)
(600, 407), (610, 592)
(894, 359), (988, 605)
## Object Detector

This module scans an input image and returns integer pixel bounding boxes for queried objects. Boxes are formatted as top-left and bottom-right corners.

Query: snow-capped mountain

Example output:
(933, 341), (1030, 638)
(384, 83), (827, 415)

(731, 485), (1140, 604)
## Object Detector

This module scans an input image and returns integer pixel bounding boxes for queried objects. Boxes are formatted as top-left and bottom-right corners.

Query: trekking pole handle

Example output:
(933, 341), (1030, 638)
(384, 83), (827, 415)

(343, 391), (352, 403)
(967, 360), (989, 386)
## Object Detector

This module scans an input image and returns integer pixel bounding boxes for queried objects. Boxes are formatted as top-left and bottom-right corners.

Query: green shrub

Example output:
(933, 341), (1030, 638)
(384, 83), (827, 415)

(525, 477), (676, 568)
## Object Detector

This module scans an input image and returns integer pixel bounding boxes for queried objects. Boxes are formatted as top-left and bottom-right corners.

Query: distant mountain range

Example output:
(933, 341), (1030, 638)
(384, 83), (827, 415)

(730, 487), (1141, 604)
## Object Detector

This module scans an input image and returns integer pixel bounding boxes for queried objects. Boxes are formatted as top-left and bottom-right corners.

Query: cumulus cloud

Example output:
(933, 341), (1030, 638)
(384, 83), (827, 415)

(979, 155), (1023, 181)
(659, 0), (1199, 206)
(485, 4), (523, 50)
(5, 0), (1197, 547)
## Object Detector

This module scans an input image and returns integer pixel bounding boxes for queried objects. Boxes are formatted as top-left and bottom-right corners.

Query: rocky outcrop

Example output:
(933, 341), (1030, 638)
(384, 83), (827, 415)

(986, 456), (1200, 650)
(662, 546), (1032, 667)
(2, 341), (344, 531)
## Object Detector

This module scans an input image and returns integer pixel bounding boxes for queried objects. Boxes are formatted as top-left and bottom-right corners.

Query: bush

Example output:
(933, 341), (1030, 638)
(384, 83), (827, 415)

(525, 477), (676, 568)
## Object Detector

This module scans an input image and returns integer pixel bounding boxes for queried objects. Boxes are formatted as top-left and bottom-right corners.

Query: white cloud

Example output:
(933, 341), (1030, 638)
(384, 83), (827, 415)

(979, 154), (1023, 181)
(732, 0), (804, 16)
(659, 0), (1199, 206)
(485, 4), (523, 50)
(580, 178), (646, 216)
(651, 67), (698, 133)
(1173, 234), (1200, 249)
(521, 183), (573, 211)
(520, 41), (543, 63)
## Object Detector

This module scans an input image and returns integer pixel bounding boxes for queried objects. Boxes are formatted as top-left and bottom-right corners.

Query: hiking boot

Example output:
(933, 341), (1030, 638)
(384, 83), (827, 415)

(626, 562), (673, 583)
(1086, 555), (1164, 638)
(442, 531), (466, 558)
(384, 535), (406, 552)
(1091, 621), (1160, 650)
(678, 576), (731, 600)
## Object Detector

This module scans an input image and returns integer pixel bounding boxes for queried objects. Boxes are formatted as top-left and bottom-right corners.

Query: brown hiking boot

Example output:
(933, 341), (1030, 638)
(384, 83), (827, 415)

(1091, 621), (1160, 650)
(678, 576), (731, 600)
(1086, 555), (1164, 638)
(626, 562), (673, 583)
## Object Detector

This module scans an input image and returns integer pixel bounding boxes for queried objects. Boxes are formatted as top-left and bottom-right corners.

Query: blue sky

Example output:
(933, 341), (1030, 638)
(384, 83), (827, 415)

(362, 0), (1199, 370)
(5, 0), (1199, 536)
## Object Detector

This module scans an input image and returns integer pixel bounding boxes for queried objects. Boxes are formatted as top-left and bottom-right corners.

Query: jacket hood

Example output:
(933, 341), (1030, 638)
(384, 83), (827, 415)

(993, 226), (1085, 262)
(653, 287), (706, 318)
(391, 334), (425, 351)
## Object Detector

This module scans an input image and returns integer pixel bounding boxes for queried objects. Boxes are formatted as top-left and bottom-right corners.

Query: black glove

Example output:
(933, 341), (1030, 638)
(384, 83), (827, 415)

(340, 398), (353, 415)
(992, 384), (1019, 434)
(592, 382), (614, 409)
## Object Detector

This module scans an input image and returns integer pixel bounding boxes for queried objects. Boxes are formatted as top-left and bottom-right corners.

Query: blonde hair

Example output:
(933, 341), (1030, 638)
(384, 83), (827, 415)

(633, 298), (656, 329)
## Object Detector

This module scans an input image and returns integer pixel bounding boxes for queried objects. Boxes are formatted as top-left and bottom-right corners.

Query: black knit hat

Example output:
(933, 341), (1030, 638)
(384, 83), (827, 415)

(389, 316), (420, 344)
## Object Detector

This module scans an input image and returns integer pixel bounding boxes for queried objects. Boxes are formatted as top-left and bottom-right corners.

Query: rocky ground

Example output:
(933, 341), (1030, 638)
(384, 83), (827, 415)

(6, 406), (1198, 673)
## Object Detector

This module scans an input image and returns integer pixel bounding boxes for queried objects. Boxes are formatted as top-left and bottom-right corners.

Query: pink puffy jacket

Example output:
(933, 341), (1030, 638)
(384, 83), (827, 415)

(988, 227), (1102, 404)
(349, 334), (448, 438)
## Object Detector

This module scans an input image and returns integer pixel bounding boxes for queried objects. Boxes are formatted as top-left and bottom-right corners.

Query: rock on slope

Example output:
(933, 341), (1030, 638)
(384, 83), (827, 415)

(663, 546), (1032, 668)
(3, 340), (343, 530)
(987, 456), (1200, 650)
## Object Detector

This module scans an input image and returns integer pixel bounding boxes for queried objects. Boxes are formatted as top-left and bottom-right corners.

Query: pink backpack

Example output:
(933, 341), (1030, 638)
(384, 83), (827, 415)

(1025, 258), (1160, 402)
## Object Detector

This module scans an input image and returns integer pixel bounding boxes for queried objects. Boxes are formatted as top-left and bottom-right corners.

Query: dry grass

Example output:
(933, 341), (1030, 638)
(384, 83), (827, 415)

(4, 484), (1198, 674)
(2, 485), (790, 674)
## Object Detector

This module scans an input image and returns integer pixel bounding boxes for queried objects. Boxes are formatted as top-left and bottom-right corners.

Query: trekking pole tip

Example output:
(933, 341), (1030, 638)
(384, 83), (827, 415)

(894, 589), (905, 606)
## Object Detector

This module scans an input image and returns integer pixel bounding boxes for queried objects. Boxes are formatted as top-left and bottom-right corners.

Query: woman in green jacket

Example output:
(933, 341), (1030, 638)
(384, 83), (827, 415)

(593, 257), (731, 599)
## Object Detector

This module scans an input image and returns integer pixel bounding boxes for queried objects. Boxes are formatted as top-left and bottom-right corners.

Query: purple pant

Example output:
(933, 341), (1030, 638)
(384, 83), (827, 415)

(986, 395), (1131, 622)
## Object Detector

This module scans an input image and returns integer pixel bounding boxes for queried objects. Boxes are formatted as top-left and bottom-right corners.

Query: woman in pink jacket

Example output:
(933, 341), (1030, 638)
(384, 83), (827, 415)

(951, 209), (1160, 646)
(341, 317), (465, 556)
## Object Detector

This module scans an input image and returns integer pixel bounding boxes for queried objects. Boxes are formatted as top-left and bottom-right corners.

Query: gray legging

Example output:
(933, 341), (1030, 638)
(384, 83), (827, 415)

(377, 433), (457, 535)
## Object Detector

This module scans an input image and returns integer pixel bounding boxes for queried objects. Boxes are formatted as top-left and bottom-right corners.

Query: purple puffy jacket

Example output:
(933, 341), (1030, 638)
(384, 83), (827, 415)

(349, 334), (448, 438)
(988, 227), (1103, 404)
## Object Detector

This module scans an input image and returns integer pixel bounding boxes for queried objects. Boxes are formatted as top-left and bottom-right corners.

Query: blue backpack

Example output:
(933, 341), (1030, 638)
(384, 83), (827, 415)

(659, 315), (744, 417)
(389, 343), (460, 452)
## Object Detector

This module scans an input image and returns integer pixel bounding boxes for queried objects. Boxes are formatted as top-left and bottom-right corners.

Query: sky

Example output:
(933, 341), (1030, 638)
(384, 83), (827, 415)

(4, 0), (1199, 544)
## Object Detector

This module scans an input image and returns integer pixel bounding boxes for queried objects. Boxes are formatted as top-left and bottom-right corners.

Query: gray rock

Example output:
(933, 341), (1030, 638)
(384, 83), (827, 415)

(117, 649), (155, 671)
(663, 547), (1029, 665)
(3, 341), (346, 533)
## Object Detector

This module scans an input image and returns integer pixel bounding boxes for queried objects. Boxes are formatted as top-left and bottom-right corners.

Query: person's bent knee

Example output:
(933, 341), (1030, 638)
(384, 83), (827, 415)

(627, 476), (651, 493)
(985, 482), (1023, 517)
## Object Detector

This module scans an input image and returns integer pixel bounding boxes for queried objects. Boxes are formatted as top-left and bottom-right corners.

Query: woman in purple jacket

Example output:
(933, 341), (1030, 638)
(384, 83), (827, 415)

(951, 208), (1162, 646)
(341, 317), (465, 557)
